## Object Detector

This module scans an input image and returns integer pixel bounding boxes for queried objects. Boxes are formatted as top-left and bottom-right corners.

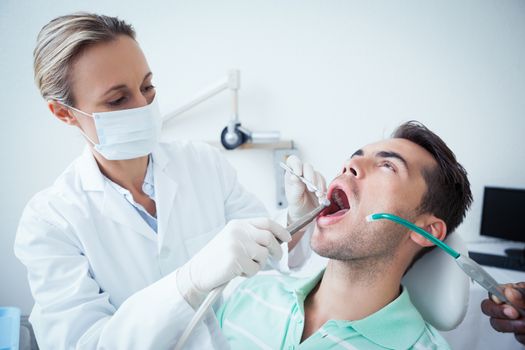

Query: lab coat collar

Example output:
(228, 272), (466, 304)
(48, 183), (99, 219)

(77, 146), (105, 192)
(77, 143), (172, 191)
(151, 143), (178, 251)
(151, 142), (170, 170)
(75, 143), (180, 245)
(76, 146), (158, 242)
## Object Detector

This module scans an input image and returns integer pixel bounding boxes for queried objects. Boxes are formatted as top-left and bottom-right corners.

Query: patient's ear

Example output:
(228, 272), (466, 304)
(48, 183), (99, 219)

(410, 214), (447, 248)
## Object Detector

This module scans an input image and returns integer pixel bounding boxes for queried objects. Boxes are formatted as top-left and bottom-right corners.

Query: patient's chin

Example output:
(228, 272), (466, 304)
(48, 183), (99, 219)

(311, 243), (331, 258)
(310, 225), (362, 261)
(311, 238), (349, 260)
(310, 227), (339, 258)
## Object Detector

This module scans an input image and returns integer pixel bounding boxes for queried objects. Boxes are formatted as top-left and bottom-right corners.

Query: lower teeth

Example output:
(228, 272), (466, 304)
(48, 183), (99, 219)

(326, 209), (348, 217)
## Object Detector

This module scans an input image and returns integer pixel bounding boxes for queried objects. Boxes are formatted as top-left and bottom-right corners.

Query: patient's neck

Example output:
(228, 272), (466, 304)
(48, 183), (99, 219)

(301, 256), (404, 342)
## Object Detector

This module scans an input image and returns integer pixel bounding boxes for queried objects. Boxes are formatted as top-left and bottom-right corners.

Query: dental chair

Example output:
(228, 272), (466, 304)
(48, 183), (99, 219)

(403, 233), (470, 331)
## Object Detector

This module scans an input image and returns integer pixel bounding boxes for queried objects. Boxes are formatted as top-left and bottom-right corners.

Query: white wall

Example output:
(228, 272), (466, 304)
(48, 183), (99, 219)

(1, 0), (524, 315)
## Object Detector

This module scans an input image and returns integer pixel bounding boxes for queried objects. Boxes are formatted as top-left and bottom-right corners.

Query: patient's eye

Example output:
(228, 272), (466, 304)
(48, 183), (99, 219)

(380, 161), (396, 173)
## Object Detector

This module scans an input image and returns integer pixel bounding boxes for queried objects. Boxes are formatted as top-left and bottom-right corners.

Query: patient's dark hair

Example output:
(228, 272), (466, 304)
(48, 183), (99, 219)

(392, 121), (472, 270)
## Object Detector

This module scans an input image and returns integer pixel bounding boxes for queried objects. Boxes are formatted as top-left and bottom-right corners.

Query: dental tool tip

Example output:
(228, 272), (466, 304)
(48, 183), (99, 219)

(320, 198), (331, 207)
(365, 214), (375, 222)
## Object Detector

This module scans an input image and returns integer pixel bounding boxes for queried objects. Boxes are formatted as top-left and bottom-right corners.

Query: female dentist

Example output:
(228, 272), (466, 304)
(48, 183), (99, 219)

(14, 13), (325, 350)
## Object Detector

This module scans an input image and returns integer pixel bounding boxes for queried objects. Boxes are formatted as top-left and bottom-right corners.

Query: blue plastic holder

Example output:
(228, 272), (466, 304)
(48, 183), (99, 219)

(0, 307), (20, 350)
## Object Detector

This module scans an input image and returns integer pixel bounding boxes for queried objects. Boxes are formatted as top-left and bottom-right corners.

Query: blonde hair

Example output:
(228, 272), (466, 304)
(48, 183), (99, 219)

(33, 12), (136, 106)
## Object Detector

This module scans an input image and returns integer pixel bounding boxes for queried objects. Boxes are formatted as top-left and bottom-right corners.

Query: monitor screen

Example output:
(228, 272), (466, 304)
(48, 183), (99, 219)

(480, 186), (525, 242)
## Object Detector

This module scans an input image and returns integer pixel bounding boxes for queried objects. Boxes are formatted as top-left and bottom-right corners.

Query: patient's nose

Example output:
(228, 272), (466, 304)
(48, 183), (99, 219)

(342, 159), (360, 178)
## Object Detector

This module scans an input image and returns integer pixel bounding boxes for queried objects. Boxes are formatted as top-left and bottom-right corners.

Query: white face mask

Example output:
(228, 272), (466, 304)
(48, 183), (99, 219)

(62, 97), (162, 160)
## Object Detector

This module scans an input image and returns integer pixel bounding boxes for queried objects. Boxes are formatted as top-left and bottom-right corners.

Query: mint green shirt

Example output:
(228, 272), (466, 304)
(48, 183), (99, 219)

(217, 270), (450, 349)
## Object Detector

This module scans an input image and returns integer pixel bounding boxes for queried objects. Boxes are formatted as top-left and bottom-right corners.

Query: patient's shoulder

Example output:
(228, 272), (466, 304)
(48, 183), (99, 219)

(241, 272), (297, 287)
(220, 273), (302, 317)
(230, 273), (298, 301)
(415, 323), (451, 350)
(219, 274), (285, 328)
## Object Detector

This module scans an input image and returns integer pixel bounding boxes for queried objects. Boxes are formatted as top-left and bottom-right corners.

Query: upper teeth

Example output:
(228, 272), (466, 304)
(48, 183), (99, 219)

(333, 190), (345, 209)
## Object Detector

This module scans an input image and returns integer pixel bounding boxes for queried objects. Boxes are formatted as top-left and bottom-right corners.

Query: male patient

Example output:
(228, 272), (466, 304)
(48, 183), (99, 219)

(217, 121), (472, 349)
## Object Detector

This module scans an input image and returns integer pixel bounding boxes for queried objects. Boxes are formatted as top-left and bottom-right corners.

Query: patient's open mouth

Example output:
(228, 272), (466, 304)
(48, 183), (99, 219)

(321, 187), (350, 218)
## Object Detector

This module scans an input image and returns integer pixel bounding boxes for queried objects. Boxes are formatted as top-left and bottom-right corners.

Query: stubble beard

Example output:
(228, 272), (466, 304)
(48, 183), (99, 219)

(311, 210), (416, 280)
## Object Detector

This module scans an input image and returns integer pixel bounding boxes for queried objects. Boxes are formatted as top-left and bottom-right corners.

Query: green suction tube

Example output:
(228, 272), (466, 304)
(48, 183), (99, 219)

(367, 213), (460, 259)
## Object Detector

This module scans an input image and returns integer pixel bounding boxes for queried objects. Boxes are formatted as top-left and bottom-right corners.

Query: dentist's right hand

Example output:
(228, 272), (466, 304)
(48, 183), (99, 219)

(481, 282), (525, 345)
(176, 218), (291, 308)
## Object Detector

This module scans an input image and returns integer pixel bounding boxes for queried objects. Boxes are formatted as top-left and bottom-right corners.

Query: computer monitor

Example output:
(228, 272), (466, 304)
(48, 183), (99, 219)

(480, 186), (525, 243)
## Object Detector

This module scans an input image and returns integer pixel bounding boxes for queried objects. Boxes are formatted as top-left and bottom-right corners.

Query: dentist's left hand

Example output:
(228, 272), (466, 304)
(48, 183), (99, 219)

(176, 218), (291, 308)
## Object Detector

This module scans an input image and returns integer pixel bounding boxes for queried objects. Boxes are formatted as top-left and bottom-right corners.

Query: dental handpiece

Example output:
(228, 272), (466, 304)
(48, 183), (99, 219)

(286, 202), (330, 236)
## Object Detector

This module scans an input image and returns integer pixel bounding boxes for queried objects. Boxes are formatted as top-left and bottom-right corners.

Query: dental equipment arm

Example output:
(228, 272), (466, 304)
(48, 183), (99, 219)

(367, 213), (525, 318)
(173, 203), (330, 350)
(164, 69), (280, 150)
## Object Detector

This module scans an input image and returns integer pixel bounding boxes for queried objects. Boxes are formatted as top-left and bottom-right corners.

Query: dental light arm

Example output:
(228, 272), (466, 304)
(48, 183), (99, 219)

(163, 71), (236, 120)
(164, 69), (280, 150)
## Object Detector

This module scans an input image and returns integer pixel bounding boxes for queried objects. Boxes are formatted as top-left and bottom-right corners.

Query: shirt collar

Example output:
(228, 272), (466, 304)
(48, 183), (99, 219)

(142, 155), (155, 198)
(285, 268), (325, 295)
(78, 146), (159, 193)
(106, 155), (155, 200)
(285, 269), (426, 350)
(284, 268), (325, 316)
(350, 286), (426, 349)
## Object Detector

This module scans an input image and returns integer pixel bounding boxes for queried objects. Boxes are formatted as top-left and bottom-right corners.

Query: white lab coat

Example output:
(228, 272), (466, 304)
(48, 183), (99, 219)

(14, 141), (309, 350)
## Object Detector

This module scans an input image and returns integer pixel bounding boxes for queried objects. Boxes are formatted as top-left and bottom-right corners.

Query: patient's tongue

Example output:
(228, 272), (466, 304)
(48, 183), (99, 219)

(325, 208), (349, 217)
